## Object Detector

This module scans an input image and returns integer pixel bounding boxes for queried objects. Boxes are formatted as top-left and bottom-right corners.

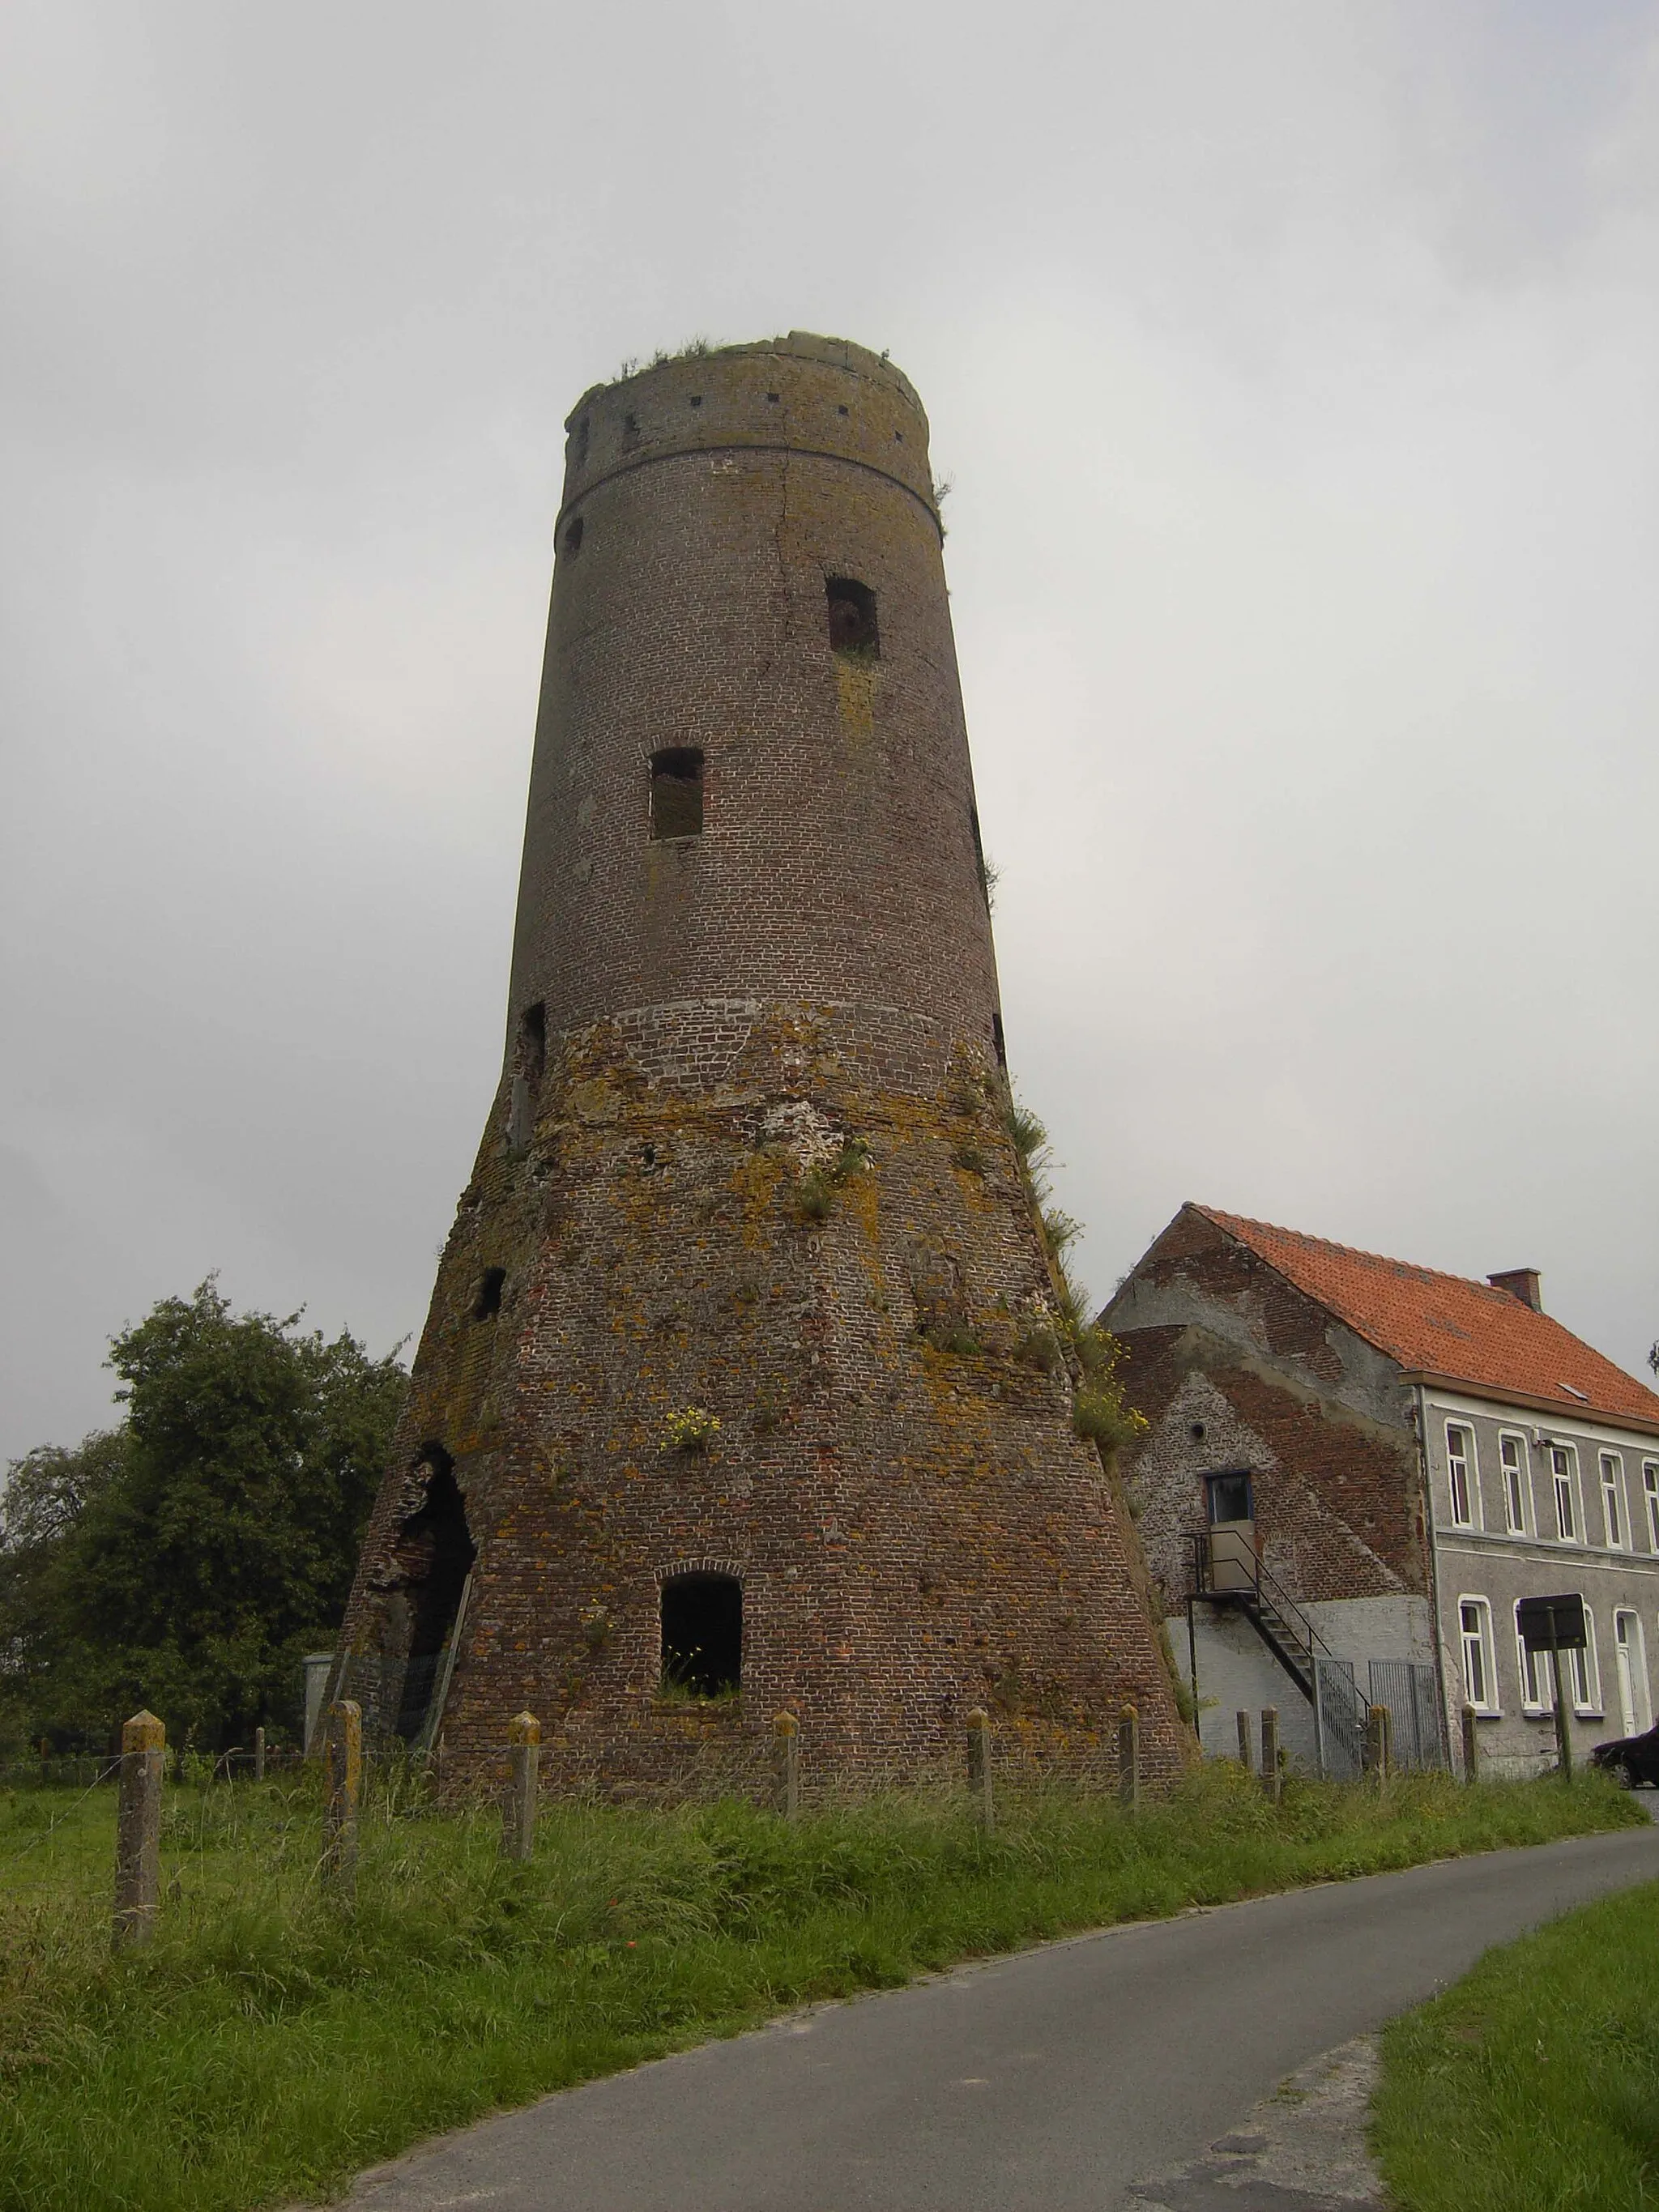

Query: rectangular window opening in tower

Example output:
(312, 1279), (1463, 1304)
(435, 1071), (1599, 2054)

(826, 578), (879, 659)
(649, 748), (705, 840)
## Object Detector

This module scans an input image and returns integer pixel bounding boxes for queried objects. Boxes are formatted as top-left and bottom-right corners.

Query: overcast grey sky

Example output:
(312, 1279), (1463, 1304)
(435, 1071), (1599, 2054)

(3, 2), (1657, 1463)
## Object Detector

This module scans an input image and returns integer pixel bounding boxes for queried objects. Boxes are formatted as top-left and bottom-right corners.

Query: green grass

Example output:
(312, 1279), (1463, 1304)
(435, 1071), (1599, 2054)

(1374, 1873), (1659, 2211)
(0, 1764), (1639, 2212)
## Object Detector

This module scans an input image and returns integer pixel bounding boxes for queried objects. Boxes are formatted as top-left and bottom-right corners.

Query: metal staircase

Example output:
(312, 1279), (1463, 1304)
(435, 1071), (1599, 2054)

(1188, 1531), (1324, 1702)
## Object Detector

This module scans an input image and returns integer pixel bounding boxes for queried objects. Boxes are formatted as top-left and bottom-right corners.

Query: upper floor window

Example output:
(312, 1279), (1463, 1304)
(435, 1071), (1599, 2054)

(649, 747), (704, 840)
(1600, 1452), (1627, 1549)
(1205, 1470), (1254, 1525)
(1446, 1424), (1478, 1528)
(1499, 1431), (1529, 1535)
(825, 577), (879, 658)
(1645, 1462), (1659, 1553)
(1550, 1443), (1579, 1542)
(1459, 1597), (1497, 1712)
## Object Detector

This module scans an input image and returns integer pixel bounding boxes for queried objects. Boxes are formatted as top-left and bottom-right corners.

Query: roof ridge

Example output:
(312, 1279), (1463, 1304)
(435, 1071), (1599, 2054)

(1191, 1204), (1539, 1306)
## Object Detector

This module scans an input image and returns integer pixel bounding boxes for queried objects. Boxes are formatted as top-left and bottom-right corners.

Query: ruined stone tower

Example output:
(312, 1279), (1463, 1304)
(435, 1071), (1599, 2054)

(333, 332), (1183, 1790)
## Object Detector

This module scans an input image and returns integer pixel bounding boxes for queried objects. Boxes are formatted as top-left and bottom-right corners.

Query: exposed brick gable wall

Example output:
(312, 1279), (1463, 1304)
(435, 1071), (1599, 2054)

(1105, 1209), (1430, 1619)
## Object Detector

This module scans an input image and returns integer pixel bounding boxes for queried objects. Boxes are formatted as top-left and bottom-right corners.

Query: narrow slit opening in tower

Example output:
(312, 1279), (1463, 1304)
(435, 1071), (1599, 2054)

(826, 577), (879, 659)
(992, 1010), (1007, 1068)
(562, 514), (584, 556)
(393, 1452), (476, 1743)
(473, 1267), (505, 1320)
(649, 748), (704, 840)
(660, 1573), (741, 1698)
(509, 1001), (546, 1149)
(518, 1001), (547, 1085)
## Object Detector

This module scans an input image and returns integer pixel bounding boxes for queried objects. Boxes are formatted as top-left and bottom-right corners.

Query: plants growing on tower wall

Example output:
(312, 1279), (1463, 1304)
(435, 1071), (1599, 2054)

(661, 1406), (721, 1455)
(1005, 1096), (1146, 1460)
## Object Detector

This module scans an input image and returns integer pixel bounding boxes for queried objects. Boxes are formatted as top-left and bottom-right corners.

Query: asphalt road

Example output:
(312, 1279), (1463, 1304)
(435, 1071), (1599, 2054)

(343, 1823), (1659, 2212)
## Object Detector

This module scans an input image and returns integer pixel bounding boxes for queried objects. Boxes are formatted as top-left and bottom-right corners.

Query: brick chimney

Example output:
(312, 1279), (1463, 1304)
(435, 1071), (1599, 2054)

(1488, 1268), (1542, 1313)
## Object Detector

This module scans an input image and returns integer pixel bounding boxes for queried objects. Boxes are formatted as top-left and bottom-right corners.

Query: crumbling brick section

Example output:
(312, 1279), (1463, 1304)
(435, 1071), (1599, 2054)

(331, 335), (1183, 1795)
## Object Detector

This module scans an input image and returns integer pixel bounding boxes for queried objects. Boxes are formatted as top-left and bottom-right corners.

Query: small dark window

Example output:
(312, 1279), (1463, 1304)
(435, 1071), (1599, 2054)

(650, 748), (704, 839)
(826, 577), (879, 658)
(893, 429), (904, 442)
(621, 413), (639, 449)
(473, 1268), (505, 1320)
(689, 394), (703, 408)
(562, 515), (584, 557)
(1206, 1471), (1255, 1525)
(766, 390), (780, 403)
(661, 1573), (741, 1697)
(991, 1010), (1007, 1068)
(837, 403), (850, 416)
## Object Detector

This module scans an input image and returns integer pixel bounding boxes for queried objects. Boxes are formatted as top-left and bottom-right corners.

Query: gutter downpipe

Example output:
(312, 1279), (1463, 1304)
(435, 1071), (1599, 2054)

(1415, 1383), (1457, 1773)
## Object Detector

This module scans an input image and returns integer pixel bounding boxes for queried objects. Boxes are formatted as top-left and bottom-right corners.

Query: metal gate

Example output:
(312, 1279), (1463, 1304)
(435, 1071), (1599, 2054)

(1313, 1657), (1369, 1780)
(1367, 1660), (1448, 1771)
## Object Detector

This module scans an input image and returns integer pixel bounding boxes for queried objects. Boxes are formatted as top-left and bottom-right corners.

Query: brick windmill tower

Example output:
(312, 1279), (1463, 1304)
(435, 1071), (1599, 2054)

(332, 333), (1183, 1790)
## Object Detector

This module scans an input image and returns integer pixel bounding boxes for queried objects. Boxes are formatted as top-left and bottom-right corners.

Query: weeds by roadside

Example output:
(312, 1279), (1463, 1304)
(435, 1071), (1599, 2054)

(0, 1764), (1639, 2212)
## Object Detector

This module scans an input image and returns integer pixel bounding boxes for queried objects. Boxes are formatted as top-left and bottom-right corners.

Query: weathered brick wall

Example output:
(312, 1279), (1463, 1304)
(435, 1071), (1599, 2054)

(1104, 1208), (1430, 1622)
(333, 336), (1184, 1793)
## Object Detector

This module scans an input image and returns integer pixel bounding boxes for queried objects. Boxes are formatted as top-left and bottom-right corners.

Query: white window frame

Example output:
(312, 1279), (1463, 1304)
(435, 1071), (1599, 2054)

(1446, 1421), (1479, 1530)
(1459, 1595), (1499, 1714)
(1549, 1443), (1581, 1543)
(1567, 1600), (1601, 1715)
(1644, 1461), (1659, 1554)
(1600, 1451), (1627, 1550)
(1498, 1430), (1530, 1536)
(1514, 1600), (1551, 1712)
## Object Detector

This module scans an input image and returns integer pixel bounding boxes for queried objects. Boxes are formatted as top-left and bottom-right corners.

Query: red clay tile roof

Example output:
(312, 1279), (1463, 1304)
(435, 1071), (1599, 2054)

(1194, 1205), (1659, 1434)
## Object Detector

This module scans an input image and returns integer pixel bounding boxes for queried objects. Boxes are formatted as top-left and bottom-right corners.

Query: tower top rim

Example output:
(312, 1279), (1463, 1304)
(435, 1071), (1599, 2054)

(564, 331), (926, 431)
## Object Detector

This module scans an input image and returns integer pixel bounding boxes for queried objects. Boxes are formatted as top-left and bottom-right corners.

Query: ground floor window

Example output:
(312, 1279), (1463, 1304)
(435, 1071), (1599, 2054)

(1514, 1600), (1551, 1711)
(1459, 1596), (1497, 1712)
(1567, 1602), (1600, 1714)
(659, 1572), (742, 1698)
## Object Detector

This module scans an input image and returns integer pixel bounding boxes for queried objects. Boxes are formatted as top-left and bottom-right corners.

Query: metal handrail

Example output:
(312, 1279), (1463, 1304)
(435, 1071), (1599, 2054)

(1188, 1531), (1341, 1672)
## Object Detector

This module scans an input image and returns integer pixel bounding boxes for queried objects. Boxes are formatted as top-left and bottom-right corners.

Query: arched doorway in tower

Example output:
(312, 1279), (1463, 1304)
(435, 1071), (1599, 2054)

(393, 1450), (476, 1745)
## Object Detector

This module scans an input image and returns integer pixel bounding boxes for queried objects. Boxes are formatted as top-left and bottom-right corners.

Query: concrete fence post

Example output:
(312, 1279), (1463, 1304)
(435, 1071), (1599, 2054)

(253, 1725), (267, 1784)
(966, 1707), (995, 1834)
(323, 1699), (362, 1897)
(1260, 1707), (1281, 1803)
(113, 1709), (165, 1949)
(1364, 1703), (1392, 1784)
(1461, 1703), (1479, 1784)
(1235, 1709), (1252, 1772)
(774, 1711), (800, 1820)
(501, 1711), (540, 1861)
(1117, 1704), (1140, 1813)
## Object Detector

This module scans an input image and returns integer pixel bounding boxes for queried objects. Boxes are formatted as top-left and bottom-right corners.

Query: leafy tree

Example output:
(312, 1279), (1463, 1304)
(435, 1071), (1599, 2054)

(0, 1430), (130, 1750)
(0, 1281), (405, 1752)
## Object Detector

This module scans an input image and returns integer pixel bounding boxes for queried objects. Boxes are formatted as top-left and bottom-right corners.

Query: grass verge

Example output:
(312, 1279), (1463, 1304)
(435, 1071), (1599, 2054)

(1374, 1872), (1659, 2211)
(0, 1763), (1640, 2212)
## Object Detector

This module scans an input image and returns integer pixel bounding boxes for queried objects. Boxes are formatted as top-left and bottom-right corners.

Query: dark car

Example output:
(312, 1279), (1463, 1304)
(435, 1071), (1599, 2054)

(1590, 1722), (1659, 1787)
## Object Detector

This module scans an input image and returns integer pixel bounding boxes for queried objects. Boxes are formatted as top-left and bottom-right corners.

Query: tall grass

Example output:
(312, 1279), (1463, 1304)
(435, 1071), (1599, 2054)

(0, 1764), (1639, 2212)
(1374, 1876), (1659, 2210)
